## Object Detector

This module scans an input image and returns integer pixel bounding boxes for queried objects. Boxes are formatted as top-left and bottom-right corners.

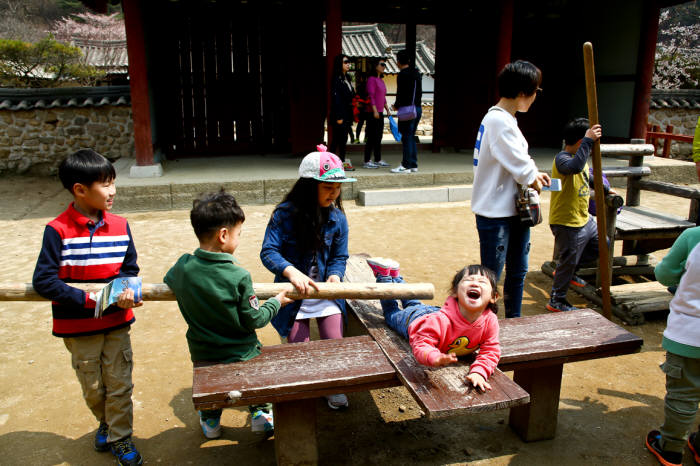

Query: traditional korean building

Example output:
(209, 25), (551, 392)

(80, 0), (680, 177)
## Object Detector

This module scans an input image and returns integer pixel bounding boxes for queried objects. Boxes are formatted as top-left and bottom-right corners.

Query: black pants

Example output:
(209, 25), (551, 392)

(330, 120), (351, 160)
(364, 113), (384, 163)
(355, 111), (369, 141)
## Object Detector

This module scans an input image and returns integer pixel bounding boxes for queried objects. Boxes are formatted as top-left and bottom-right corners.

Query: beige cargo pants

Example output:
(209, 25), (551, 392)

(63, 325), (134, 443)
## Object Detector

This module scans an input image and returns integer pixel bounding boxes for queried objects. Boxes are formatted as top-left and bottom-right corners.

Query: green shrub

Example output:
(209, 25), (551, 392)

(0, 35), (104, 87)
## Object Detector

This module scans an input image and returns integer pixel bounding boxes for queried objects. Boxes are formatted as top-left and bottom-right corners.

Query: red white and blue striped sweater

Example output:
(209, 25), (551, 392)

(32, 204), (139, 337)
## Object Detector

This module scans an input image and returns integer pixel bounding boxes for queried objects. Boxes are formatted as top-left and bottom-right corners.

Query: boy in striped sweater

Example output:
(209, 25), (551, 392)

(32, 149), (143, 466)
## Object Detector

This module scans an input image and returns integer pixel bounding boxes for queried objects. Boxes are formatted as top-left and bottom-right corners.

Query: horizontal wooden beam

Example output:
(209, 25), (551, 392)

(0, 282), (435, 302)
(600, 144), (654, 157)
(637, 180), (700, 199)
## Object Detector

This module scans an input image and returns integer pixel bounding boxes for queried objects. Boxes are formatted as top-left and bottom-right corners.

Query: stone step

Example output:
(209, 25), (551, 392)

(357, 185), (472, 206)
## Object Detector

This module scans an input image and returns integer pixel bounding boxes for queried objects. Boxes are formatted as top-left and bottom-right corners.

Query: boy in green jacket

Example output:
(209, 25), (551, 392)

(164, 190), (292, 439)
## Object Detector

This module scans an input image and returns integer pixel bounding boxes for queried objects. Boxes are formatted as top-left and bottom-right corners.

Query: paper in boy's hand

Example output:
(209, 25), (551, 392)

(94, 277), (142, 318)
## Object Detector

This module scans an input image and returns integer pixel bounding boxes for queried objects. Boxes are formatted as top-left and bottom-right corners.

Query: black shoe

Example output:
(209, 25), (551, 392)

(94, 422), (109, 452)
(645, 430), (681, 466)
(545, 298), (580, 313)
(110, 437), (143, 466)
(689, 431), (700, 464)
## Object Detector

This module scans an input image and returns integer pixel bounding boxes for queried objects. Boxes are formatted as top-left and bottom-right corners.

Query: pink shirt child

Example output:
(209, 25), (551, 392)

(366, 76), (387, 112)
(408, 296), (501, 380)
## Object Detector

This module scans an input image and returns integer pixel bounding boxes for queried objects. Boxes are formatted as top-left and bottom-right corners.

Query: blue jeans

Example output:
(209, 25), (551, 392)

(398, 106), (422, 169)
(475, 215), (531, 318)
(377, 274), (439, 339)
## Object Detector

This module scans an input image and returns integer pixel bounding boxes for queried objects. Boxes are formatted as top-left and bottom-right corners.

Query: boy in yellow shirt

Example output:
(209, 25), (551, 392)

(547, 118), (603, 312)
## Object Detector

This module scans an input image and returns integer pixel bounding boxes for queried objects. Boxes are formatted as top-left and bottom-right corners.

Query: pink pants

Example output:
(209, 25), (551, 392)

(288, 313), (343, 342)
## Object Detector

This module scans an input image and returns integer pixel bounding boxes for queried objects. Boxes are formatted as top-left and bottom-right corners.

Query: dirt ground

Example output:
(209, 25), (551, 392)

(1, 174), (699, 465)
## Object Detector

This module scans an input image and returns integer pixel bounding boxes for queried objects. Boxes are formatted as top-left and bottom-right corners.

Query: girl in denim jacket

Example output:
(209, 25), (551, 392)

(260, 145), (356, 409)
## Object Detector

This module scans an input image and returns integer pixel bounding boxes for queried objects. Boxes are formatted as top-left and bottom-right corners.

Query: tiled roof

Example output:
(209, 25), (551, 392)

(650, 89), (700, 110)
(323, 23), (435, 75)
(73, 38), (129, 74)
(0, 86), (131, 111)
(388, 41), (435, 75)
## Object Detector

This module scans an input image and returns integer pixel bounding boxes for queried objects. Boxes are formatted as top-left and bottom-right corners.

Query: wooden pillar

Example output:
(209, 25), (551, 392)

(325, 0), (342, 144)
(122, 0), (154, 167)
(274, 399), (318, 466)
(495, 0), (513, 72)
(288, 4), (325, 154)
(405, 23), (416, 70)
(630, 0), (659, 140)
(509, 364), (563, 441)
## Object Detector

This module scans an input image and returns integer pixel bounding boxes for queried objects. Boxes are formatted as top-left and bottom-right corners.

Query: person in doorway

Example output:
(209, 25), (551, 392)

(329, 54), (356, 171)
(391, 49), (423, 173)
(363, 58), (391, 169)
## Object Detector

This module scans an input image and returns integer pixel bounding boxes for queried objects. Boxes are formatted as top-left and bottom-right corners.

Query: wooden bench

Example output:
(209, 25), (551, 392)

(344, 255), (643, 442)
(192, 335), (399, 466)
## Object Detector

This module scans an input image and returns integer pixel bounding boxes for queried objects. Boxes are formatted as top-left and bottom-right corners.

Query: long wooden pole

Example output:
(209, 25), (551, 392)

(583, 42), (612, 320)
(0, 282), (435, 302)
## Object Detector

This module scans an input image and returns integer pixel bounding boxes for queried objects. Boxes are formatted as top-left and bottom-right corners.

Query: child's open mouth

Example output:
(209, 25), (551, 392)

(467, 289), (481, 299)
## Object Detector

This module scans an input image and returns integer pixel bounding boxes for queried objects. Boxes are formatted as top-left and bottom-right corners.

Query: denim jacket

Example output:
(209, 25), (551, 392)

(260, 201), (349, 337)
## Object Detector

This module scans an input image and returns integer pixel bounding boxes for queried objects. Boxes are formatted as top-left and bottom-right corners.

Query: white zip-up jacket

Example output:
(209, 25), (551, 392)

(471, 106), (538, 218)
(661, 241), (700, 357)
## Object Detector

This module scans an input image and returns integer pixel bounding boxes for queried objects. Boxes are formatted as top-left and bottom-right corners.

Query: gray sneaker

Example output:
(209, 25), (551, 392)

(410, 167), (418, 172)
(375, 160), (390, 167)
(326, 393), (349, 410)
(363, 161), (379, 168)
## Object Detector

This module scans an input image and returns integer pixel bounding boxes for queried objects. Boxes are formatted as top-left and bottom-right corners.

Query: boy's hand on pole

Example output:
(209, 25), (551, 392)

(274, 289), (294, 307)
(586, 124), (603, 141)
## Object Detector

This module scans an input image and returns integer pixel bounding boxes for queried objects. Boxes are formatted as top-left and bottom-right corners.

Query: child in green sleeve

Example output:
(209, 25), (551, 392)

(164, 190), (292, 439)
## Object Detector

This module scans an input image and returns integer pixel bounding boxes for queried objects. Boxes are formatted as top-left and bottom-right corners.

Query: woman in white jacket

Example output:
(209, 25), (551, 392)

(471, 61), (550, 318)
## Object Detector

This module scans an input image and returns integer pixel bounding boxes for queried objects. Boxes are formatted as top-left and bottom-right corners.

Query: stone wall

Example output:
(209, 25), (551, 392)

(0, 106), (134, 175)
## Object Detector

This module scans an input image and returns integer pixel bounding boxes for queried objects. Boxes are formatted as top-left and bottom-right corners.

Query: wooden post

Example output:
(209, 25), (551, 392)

(629, 0), (660, 140)
(583, 42), (612, 320)
(274, 399), (318, 466)
(662, 124), (674, 158)
(122, 0), (154, 167)
(508, 364), (563, 441)
(325, 0), (342, 145)
(405, 22), (417, 73)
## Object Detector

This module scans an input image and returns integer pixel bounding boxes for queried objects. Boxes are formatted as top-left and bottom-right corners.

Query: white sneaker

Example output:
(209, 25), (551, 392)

(363, 161), (379, 168)
(251, 409), (274, 434)
(375, 160), (390, 167)
(410, 167), (418, 172)
(199, 413), (222, 439)
(391, 165), (410, 173)
(326, 393), (349, 410)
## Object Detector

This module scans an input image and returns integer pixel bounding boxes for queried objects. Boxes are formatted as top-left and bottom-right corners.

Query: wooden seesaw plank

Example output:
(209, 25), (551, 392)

(344, 255), (530, 419)
(0, 282), (435, 301)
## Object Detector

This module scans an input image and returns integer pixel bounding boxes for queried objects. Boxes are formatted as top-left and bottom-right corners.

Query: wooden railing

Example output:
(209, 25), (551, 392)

(646, 124), (694, 158)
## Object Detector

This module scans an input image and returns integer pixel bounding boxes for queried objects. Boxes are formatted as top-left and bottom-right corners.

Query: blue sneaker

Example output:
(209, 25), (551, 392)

(198, 412), (222, 439)
(94, 422), (109, 452)
(110, 437), (143, 466)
